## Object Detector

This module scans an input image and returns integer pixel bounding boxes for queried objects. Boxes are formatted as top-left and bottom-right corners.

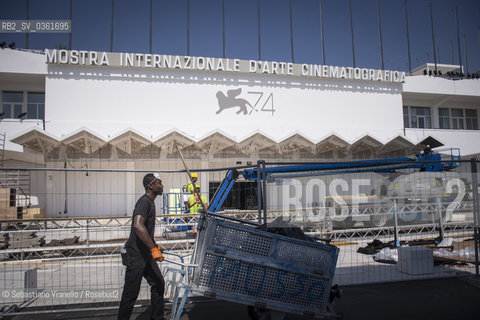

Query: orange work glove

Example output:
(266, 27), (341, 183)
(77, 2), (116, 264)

(150, 245), (164, 262)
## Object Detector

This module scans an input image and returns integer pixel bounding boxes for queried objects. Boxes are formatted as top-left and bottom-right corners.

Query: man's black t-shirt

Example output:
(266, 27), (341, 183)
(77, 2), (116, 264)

(125, 194), (156, 257)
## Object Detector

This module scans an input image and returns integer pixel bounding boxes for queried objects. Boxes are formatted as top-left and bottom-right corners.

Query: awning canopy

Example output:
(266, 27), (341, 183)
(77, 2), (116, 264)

(10, 129), (438, 161)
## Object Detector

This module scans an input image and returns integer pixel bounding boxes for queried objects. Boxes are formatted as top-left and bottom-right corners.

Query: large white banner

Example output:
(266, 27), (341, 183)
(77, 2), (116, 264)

(45, 65), (403, 142)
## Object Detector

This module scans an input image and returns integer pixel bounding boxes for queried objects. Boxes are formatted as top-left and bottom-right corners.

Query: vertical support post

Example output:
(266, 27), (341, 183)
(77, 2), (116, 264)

(377, 0), (385, 70)
(463, 33), (469, 74)
(349, 0), (356, 68)
(471, 158), (479, 277)
(222, 0), (226, 58)
(429, 2), (437, 73)
(186, 0), (190, 56)
(257, 160), (262, 224)
(393, 200), (399, 247)
(436, 197), (444, 243)
(64, 162), (68, 216)
(25, 0), (29, 49)
(257, 0), (261, 60)
(69, 0), (72, 50)
(149, 0), (153, 54)
(404, 0), (412, 74)
(319, 0), (326, 65)
(455, 6), (463, 74)
(289, 0), (295, 63)
(110, 0), (114, 52)
(86, 219), (90, 247)
(262, 161), (267, 226)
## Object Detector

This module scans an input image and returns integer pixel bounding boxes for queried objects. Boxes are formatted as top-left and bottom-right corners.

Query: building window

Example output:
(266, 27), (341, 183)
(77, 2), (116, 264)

(466, 109), (478, 130)
(439, 108), (450, 129)
(27, 93), (45, 119)
(403, 106), (432, 129)
(451, 109), (464, 129)
(1, 91), (45, 119)
(438, 108), (478, 130)
(1, 91), (23, 118)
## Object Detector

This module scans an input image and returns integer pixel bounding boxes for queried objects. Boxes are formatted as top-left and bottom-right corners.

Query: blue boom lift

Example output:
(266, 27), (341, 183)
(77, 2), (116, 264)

(208, 148), (461, 222)
(165, 148), (461, 320)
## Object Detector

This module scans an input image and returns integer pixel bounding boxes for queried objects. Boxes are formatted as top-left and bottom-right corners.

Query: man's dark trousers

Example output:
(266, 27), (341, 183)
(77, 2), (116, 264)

(118, 250), (165, 320)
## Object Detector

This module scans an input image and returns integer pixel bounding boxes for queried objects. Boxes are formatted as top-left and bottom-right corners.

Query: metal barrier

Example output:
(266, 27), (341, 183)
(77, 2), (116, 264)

(0, 159), (478, 315)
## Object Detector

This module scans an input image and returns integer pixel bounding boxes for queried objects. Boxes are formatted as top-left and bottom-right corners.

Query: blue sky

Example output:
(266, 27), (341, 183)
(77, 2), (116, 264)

(1, 0), (480, 72)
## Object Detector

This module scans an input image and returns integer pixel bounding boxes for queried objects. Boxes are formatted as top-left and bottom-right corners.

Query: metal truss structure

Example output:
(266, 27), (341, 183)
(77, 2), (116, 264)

(0, 239), (196, 262)
(313, 221), (475, 241)
(0, 200), (475, 262)
(332, 200), (472, 219)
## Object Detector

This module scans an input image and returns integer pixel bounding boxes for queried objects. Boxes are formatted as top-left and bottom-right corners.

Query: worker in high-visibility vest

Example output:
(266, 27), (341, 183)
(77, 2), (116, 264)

(186, 172), (198, 194)
(188, 184), (207, 214)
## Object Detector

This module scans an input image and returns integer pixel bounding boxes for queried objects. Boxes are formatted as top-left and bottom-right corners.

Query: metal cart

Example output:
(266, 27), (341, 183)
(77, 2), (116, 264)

(162, 213), (340, 320)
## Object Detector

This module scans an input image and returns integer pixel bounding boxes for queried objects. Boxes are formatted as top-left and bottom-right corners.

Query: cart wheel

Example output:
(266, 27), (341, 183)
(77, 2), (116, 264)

(247, 306), (286, 320)
(247, 306), (270, 320)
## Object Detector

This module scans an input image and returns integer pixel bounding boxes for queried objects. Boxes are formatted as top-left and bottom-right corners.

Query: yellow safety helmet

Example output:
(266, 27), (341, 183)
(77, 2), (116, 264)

(191, 172), (198, 178)
(195, 184), (200, 189)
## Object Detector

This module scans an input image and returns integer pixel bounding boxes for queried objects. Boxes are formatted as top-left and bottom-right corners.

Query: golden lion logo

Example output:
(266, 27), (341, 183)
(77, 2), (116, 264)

(216, 88), (257, 115)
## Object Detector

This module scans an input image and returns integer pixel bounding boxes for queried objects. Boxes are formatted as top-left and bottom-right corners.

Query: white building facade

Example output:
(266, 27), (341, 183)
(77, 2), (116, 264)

(2, 48), (479, 159)
(1, 48), (479, 217)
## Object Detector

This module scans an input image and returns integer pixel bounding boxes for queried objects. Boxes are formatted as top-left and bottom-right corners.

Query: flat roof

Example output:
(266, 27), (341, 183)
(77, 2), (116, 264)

(411, 63), (461, 76)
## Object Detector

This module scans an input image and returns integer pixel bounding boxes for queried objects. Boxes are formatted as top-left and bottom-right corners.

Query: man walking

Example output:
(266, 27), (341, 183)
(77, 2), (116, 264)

(118, 173), (165, 320)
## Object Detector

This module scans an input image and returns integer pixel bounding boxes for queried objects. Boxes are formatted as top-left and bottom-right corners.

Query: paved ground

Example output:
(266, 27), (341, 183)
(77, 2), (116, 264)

(3, 276), (480, 320)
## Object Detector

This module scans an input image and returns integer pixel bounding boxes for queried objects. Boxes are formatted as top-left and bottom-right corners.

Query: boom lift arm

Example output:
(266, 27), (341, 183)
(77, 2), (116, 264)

(209, 148), (461, 213)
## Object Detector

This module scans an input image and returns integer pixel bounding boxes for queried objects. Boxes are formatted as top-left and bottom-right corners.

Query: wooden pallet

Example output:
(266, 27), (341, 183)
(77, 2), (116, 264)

(22, 207), (46, 220)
